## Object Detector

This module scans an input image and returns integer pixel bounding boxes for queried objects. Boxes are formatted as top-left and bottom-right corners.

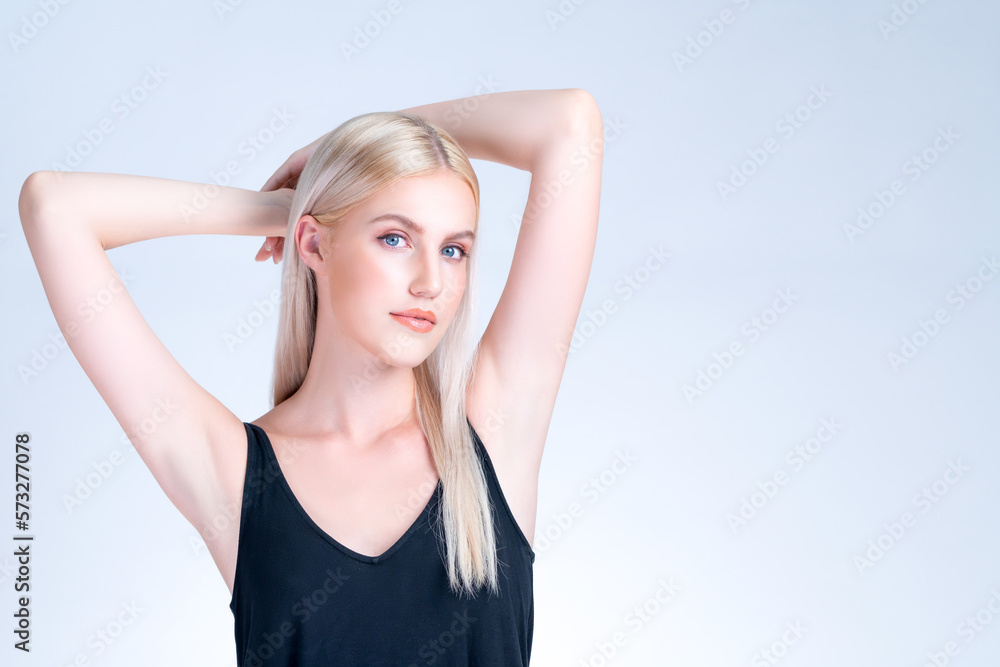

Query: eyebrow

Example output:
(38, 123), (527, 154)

(368, 213), (476, 242)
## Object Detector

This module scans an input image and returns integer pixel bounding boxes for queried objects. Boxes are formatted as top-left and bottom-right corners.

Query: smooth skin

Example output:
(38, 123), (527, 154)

(19, 88), (603, 595)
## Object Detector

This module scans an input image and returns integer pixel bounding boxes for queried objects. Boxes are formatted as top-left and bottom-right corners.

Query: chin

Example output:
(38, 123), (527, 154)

(366, 334), (439, 369)
(378, 351), (434, 370)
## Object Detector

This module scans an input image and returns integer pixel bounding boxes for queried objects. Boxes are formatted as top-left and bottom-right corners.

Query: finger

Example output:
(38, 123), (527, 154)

(255, 242), (269, 262)
(265, 150), (310, 192)
(261, 156), (303, 192)
(260, 163), (292, 192)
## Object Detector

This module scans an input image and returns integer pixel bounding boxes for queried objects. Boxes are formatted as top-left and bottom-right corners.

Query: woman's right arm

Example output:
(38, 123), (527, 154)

(18, 170), (289, 540)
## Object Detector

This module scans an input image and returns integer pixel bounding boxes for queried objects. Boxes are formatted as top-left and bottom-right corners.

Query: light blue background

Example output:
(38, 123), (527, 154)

(3, 0), (999, 665)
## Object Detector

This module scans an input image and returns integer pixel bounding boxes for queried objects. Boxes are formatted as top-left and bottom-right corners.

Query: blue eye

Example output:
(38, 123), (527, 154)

(377, 233), (410, 251)
(377, 234), (467, 262)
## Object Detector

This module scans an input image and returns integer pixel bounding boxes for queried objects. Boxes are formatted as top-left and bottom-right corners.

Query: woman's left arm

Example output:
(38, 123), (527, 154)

(400, 89), (603, 461)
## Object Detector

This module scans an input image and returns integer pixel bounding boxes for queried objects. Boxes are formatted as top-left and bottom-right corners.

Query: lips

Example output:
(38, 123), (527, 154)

(391, 308), (436, 324)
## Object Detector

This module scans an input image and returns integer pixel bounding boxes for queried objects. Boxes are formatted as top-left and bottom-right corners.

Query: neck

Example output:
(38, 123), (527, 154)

(278, 330), (421, 449)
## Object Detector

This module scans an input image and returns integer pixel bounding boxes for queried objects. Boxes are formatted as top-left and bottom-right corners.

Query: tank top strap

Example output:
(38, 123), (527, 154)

(239, 421), (290, 508)
(239, 422), (265, 505)
(236, 422), (255, 510)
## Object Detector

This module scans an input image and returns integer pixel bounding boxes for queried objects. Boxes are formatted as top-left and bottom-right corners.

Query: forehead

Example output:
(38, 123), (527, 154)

(349, 171), (477, 232)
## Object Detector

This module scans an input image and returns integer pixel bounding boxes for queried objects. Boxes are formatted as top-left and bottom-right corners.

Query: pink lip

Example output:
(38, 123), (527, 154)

(390, 308), (437, 334)
(391, 313), (434, 333)
(391, 308), (436, 324)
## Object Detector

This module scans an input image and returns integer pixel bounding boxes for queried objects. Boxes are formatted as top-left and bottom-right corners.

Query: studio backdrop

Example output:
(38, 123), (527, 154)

(3, 0), (999, 665)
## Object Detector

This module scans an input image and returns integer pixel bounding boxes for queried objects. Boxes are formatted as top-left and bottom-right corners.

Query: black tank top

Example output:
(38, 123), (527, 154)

(229, 418), (535, 665)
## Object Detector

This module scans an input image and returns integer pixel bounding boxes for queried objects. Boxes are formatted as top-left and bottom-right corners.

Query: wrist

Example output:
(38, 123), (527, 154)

(259, 188), (292, 237)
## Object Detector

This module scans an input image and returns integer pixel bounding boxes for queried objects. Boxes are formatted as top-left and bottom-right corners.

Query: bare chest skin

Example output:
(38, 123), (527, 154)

(252, 422), (441, 560)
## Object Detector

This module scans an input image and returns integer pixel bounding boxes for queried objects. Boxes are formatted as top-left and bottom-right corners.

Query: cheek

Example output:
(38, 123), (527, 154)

(443, 268), (468, 317)
(326, 250), (393, 310)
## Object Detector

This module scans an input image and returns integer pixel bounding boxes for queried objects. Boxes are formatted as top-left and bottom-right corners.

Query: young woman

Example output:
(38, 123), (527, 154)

(19, 88), (603, 665)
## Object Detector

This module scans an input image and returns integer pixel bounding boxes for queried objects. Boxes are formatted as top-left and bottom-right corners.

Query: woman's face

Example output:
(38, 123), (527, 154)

(313, 169), (477, 368)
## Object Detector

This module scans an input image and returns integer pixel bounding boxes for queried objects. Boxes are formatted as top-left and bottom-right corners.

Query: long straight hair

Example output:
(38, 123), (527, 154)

(268, 111), (498, 597)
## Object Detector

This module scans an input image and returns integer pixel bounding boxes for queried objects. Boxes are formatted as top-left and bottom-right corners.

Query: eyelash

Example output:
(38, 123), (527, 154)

(376, 233), (468, 261)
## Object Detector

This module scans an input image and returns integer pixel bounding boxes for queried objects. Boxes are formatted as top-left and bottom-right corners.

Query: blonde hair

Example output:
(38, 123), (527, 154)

(269, 111), (498, 597)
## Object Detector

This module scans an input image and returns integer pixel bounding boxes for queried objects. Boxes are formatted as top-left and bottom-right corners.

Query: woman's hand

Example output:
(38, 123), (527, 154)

(254, 187), (295, 264)
(255, 133), (325, 264)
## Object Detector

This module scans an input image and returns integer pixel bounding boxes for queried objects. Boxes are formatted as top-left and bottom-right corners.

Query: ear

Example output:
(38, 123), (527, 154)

(295, 214), (327, 274)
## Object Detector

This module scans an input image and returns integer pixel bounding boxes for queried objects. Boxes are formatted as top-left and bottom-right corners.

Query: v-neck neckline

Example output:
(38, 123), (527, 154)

(246, 422), (442, 565)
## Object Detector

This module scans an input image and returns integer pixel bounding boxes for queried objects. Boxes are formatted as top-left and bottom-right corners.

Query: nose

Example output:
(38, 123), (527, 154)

(409, 248), (442, 298)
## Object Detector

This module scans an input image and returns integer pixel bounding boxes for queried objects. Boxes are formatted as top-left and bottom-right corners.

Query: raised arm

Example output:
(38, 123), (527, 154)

(399, 89), (604, 466)
(19, 171), (289, 544)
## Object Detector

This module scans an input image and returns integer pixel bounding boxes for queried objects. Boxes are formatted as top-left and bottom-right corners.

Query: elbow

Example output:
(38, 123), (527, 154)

(562, 88), (604, 141)
(19, 170), (54, 229)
